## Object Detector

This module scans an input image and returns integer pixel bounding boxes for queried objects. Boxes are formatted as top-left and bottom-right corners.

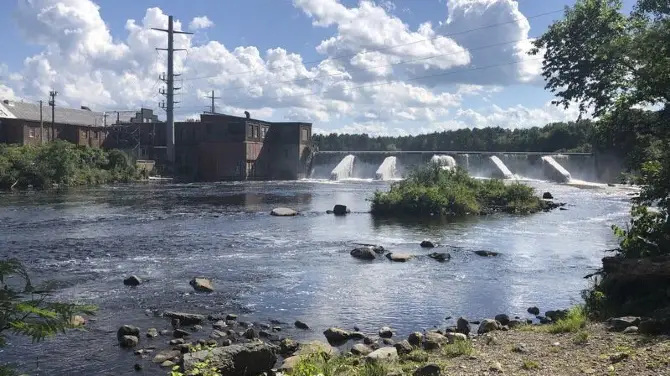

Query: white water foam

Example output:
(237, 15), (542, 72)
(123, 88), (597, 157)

(489, 156), (514, 179)
(375, 156), (397, 180)
(430, 155), (457, 170)
(330, 155), (356, 180)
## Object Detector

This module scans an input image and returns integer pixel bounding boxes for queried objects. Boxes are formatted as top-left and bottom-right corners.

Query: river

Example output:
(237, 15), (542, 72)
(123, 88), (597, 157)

(0, 179), (633, 375)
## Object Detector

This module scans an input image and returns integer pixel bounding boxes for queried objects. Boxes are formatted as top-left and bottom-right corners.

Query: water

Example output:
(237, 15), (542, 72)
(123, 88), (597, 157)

(375, 157), (397, 180)
(0, 180), (632, 375)
(542, 156), (572, 183)
(430, 155), (457, 170)
(330, 155), (355, 180)
(489, 156), (514, 179)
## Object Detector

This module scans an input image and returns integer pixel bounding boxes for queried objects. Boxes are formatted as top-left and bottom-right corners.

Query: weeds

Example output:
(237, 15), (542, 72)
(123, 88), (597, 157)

(442, 340), (474, 358)
(547, 306), (587, 334)
(573, 331), (590, 345)
(522, 359), (540, 370)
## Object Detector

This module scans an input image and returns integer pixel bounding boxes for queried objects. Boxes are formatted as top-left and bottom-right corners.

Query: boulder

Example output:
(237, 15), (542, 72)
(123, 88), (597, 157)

(351, 343), (372, 356)
(638, 319), (666, 335)
(153, 350), (181, 363)
(610, 316), (641, 332)
(494, 314), (510, 326)
(279, 338), (299, 356)
(477, 319), (501, 334)
(323, 328), (351, 343)
(123, 275), (142, 286)
(294, 320), (310, 330)
(507, 319), (523, 329)
(420, 240), (436, 248)
(545, 310), (568, 322)
(270, 207), (298, 217)
(183, 342), (277, 376)
(385, 253), (413, 262)
(394, 340), (413, 355)
(623, 326), (638, 334)
(350, 247), (377, 260)
(363, 336), (375, 345)
(428, 252), (450, 262)
(189, 277), (214, 293)
(213, 320), (227, 330)
(423, 331), (447, 350)
(456, 317), (471, 335)
(408, 332), (423, 347)
(295, 341), (336, 357)
(146, 328), (159, 338)
(414, 364), (441, 376)
(174, 329), (191, 338)
(445, 332), (467, 343)
(366, 347), (398, 362)
(527, 307), (540, 315)
(474, 250), (500, 257)
(117, 325), (140, 342)
(350, 332), (366, 340)
(163, 312), (205, 326)
(543, 192), (554, 199)
(378, 326), (393, 338)
(243, 328), (257, 339)
(120, 335), (139, 348)
(333, 205), (350, 215)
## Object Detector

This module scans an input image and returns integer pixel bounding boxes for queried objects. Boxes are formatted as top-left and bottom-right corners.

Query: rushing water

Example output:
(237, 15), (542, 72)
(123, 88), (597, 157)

(0, 179), (634, 375)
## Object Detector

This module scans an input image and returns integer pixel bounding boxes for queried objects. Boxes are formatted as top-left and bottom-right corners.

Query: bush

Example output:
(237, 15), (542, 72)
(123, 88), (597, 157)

(0, 141), (138, 190)
(370, 165), (546, 217)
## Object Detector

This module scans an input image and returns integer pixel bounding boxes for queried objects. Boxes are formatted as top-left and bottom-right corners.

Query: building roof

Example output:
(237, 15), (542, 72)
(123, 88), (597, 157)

(0, 99), (105, 127)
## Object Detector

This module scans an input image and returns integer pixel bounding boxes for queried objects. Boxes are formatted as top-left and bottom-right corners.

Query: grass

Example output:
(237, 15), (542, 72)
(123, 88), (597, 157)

(522, 359), (540, 370)
(442, 340), (474, 358)
(573, 331), (590, 345)
(547, 306), (587, 334)
(370, 165), (547, 218)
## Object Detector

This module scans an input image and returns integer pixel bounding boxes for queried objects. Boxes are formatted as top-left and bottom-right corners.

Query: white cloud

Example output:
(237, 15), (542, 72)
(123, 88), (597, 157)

(189, 16), (214, 30)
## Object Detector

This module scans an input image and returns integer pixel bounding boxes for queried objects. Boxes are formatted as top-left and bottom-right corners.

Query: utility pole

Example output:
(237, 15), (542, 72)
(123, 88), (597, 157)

(152, 15), (192, 165)
(48, 90), (58, 141)
(206, 90), (220, 114)
(39, 100), (44, 144)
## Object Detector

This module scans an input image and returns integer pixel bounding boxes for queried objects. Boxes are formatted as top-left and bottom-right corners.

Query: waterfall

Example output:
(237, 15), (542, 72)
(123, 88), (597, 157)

(330, 154), (356, 180)
(430, 155), (457, 170)
(375, 156), (397, 180)
(463, 154), (470, 171)
(489, 156), (514, 179)
(541, 156), (572, 183)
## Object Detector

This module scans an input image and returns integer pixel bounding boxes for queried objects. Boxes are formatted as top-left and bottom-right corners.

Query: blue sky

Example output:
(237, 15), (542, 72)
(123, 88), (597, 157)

(0, 0), (637, 135)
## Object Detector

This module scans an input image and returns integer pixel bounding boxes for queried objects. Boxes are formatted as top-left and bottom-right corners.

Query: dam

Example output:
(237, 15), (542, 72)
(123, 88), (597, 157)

(310, 151), (619, 183)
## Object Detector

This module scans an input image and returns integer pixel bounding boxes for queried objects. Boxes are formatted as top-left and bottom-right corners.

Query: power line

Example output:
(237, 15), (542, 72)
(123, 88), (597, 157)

(182, 8), (562, 82)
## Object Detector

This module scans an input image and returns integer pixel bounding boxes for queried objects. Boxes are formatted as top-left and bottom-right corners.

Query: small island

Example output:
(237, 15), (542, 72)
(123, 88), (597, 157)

(370, 165), (549, 217)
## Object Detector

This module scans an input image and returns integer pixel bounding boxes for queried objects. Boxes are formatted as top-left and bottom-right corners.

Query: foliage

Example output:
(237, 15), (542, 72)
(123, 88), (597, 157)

(288, 352), (387, 376)
(442, 340), (474, 358)
(547, 306), (588, 334)
(169, 344), (220, 376)
(370, 165), (545, 217)
(0, 141), (138, 190)
(573, 331), (590, 345)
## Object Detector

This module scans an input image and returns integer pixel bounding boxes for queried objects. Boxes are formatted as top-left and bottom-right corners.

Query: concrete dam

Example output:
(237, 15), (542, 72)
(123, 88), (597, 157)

(310, 151), (622, 184)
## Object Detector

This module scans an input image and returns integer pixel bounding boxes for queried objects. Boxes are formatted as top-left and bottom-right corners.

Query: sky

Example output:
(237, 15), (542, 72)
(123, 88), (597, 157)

(0, 0), (636, 135)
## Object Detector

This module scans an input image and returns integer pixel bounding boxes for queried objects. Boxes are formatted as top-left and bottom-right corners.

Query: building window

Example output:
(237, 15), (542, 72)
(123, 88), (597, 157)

(94, 131), (99, 139)
(81, 130), (88, 139)
(261, 126), (268, 139)
(248, 124), (253, 138)
(301, 128), (310, 141)
(28, 128), (36, 138)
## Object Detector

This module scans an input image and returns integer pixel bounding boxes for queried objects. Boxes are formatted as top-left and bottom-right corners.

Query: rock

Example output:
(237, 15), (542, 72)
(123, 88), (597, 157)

(638, 319), (665, 335)
(345, 331), (363, 340)
(545, 310), (568, 322)
(382, 338), (395, 346)
(120, 335), (139, 348)
(350, 247), (377, 260)
(279, 338), (299, 356)
(526, 319), (533, 325)
(226, 314), (238, 321)
(160, 360), (176, 368)
(423, 332), (447, 350)
(183, 342), (277, 375)
(70, 315), (86, 327)
(474, 250), (499, 257)
(294, 320), (310, 330)
(323, 328), (351, 343)
(117, 325), (140, 340)
(123, 275), (142, 286)
(456, 317), (471, 335)
(609, 352), (629, 364)
(163, 312), (206, 326)
(366, 347), (398, 362)
(153, 350), (181, 364)
(445, 332), (467, 343)
(210, 330), (227, 339)
(295, 341), (336, 357)
(494, 314), (510, 326)
(160, 329), (169, 336)
(351, 343), (372, 356)
(270, 207), (298, 217)
(507, 320), (523, 329)
(420, 240), (436, 248)
(477, 319), (501, 334)
(146, 328), (159, 338)
(213, 320), (227, 330)
(243, 328), (257, 339)
(623, 326), (638, 334)
(363, 336), (375, 345)
(408, 332), (423, 347)
(220, 339), (232, 346)
(543, 192), (554, 199)
(189, 277), (214, 293)
(272, 326), (281, 332)
(428, 252), (451, 262)
(134, 363), (142, 371)
(386, 253), (413, 262)
(414, 364), (441, 376)
(394, 340), (413, 355)
(490, 361), (503, 373)
(192, 325), (203, 332)
(538, 316), (551, 324)
(527, 306), (540, 315)
(173, 329), (190, 338)
(378, 326), (393, 338)
(333, 204), (350, 215)
(169, 338), (185, 345)
(513, 343), (529, 353)
(610, 316), (641, 331)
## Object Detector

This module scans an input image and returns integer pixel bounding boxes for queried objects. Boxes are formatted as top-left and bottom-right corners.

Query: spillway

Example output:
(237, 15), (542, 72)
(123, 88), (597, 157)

(489, 156), (514, 179)
(430, 155), (457, 171)
(330, 154), (356, 180)
(541, 156), (572, 183)
(375, 156), (397, 180)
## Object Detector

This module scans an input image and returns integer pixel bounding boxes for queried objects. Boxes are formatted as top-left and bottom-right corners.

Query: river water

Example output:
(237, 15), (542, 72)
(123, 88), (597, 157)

(0, 179), (633, 375)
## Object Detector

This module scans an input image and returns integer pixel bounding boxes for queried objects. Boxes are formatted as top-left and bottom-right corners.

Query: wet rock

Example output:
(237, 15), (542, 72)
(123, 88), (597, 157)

(378, 326), (393, 338)
(169, 338), (185, 345)
(210, 330), (227, 339)
(118, 325), (140, 340)
(279, 338), (299, 356)
(163, 312), (205, 326)
(610, 316), (641, 332)
(423, 332), (447, 350)
(350, 331), (366, 340)
(386, 253), (413, 262)
(220, 339), (232, 346)
(133, 363), (142, 371)
(408, 332), (423, 347)
(363, 336), (375, 345)
(474, 250), (500, 257)
(420, 240), (436, 248)
(243, 328), (257, 339)
(623, 326), (638, 334)
(351, 343), (372, 356)
(414, 364), (441, 376)
(333, 204), (350, 215)
(213, 320), (227, 330)
(456, 317), (471, 335)
(323, 328), (350, 343)
(394, 340), (413, 355)
(160, 329), (170, 336)
(226, 314), (238, 321)
(190, 277), (214, 293)
(543, 192), (554, 199)
(382, 338), (395, 346)
(146, 328), (159, 338)
(446, 332), (467, 343)
(173, 329), (191, 339)
(507, 320), (523, 329)
(154, 350), (181, 364)
(70, 315), (86, 327)
(270, 207), (298, 217)
(428, 252), (451, 262)
(350, 247), (377, 260)
(477, 319), (501, 334)
(123, 275), (142, 286)
(537, 316), (552, 324)
(120, 335), (139, 348)
(367, 347), (398, 362)
(192, 325), (203, 332)
(160, 360), (175, 368)
(294, 320), (310, 330)
(545, 310), (568, 322)
(184, 342), (277, 375)
(527, 306), (540, 315)
(494, 314), (510, 326)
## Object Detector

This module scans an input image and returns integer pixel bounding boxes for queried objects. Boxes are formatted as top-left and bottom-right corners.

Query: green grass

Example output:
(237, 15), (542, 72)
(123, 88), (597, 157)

(547, 306), (587, 334)
(522, 359), (540, 370)
(573, 331), (590, 345)
(370, 165), (546, 217)
(442, 340), (474, 358)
